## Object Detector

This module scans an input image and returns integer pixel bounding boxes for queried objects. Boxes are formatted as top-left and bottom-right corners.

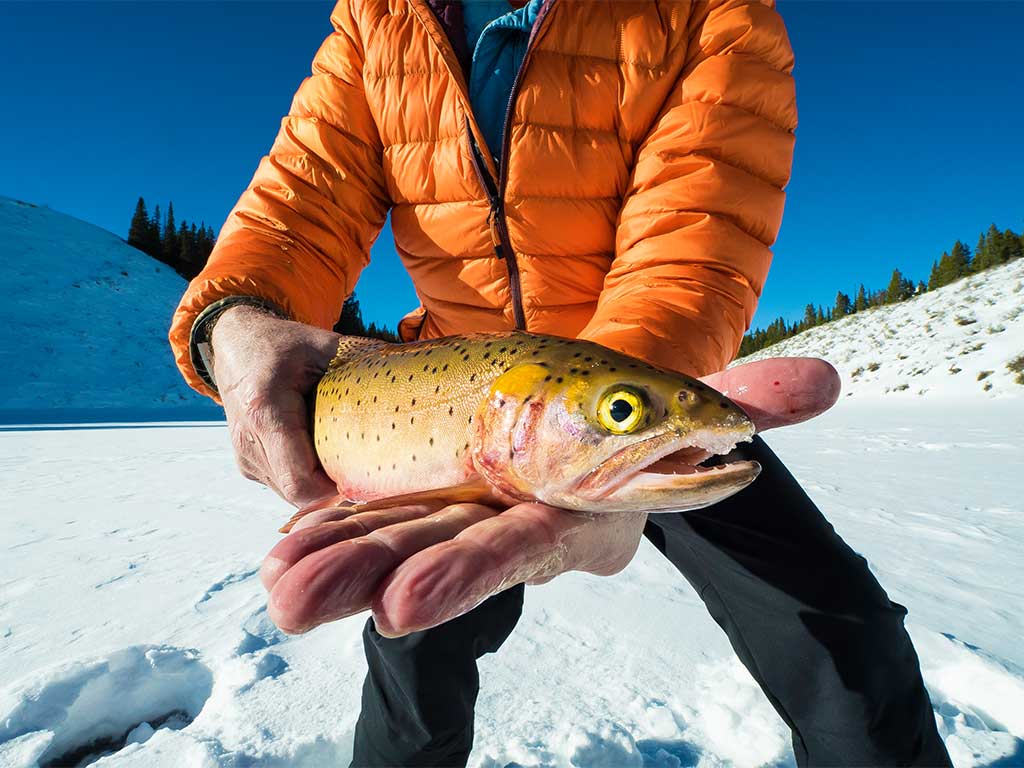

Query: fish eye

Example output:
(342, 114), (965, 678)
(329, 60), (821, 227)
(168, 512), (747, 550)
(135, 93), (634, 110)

(597, 388), (644, 434)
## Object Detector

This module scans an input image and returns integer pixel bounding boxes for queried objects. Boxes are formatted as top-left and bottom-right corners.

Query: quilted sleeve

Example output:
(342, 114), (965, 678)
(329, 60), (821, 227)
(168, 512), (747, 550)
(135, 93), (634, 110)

(168, 0), (389, 397)
(579, 0), (797, 378)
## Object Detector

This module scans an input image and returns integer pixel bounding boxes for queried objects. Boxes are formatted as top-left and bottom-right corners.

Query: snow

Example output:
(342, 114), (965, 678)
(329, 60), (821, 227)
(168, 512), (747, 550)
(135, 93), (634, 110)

(735, 258), (1024, 402)
(1, 207), (1022, 765)
(0, 197), (219, 422)
(2, 411), (1022, 766)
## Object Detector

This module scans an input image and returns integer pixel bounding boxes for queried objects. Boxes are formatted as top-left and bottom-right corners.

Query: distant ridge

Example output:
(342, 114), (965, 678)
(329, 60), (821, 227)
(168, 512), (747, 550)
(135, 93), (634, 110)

(0, 197), (220, 422)
(735, 258), (1024, 401)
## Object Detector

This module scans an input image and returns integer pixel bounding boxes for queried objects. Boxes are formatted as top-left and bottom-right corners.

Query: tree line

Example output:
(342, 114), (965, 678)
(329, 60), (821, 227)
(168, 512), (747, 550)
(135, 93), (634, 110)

(127, 197), (216, 281)
(126, 196), (398, 341)
(738, 222), (1024, 357)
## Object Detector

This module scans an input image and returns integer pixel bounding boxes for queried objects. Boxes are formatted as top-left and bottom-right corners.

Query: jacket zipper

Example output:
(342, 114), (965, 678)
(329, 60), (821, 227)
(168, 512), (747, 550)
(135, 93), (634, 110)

(466, 125), (526, 329)
(467, 0), (557, 332)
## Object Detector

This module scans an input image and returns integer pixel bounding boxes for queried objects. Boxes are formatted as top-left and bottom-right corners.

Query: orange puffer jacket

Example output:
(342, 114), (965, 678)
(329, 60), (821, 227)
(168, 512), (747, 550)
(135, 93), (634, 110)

(170, 0), (797, 399)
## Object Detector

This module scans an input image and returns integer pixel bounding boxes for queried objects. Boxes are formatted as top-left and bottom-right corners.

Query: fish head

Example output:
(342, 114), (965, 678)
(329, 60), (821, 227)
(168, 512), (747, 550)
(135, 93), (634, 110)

(472, 344), (760, 513)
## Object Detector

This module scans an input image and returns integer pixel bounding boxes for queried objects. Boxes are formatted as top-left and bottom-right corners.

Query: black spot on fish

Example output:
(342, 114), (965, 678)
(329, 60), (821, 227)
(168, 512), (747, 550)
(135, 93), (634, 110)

(411, 416), (415, 425)
(373, 395), (377, 403)
(395, 405), (400, 413)
(392, 422), (396, 430)
(443, 364), (449, 371)
(581, 371), (590, 377)
(720, 401), (731, 409)
(412, 455), (416, 462)
(532, 350), (540, 356)
(499, 399), (505, 407)
(484, 352), (490, 359)
(429, 437), (434, 446)
(391, 376), (397, 383)
(411, 398), (416, 406)
(508, 449), (514, 459)
(468, 415), (473, 424)
(544, 375), (552, 382)
(573, 352), (581, 358)
(556, 377), (564, 383)
(524, 395), (532, 404)
(470, 374), (476, 382)
(449, 406), (454, 415)
(408, 374), (414, 381)
(357, 399), (361, 406)
(432, 367), (438, 374)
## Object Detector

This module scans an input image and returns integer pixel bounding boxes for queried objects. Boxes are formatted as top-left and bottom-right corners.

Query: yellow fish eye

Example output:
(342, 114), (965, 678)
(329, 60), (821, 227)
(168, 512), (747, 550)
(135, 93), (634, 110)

(597, 389), (644, 434)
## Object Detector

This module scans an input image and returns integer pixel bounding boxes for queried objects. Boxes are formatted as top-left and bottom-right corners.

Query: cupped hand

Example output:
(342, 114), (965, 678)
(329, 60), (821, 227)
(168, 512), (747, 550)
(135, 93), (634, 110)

(262, 357), (839, 636)
(212, 305), (341, 507)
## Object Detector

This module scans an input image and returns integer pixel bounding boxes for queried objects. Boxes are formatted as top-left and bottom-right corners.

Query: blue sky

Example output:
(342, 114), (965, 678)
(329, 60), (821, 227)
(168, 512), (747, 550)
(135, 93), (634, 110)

(2, 1), (1021, 331)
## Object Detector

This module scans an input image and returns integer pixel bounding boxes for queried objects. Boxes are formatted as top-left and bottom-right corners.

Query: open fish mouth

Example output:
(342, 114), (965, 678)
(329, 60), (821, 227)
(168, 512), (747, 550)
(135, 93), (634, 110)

(574, 428), (760, 510)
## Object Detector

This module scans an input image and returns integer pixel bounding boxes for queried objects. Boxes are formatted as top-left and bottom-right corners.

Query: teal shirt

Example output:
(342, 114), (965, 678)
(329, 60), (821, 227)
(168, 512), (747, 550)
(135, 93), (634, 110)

(462, 0), (544, 163)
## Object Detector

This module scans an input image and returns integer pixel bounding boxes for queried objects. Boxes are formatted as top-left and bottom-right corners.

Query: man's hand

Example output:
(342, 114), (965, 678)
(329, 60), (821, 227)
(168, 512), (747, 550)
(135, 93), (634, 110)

(211, 305), (341, 507)
(261, 357), (840, 636)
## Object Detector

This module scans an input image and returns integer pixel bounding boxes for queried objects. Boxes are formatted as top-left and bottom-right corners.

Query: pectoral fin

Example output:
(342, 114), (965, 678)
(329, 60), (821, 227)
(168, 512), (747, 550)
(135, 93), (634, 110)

(279, 478), (498, 534)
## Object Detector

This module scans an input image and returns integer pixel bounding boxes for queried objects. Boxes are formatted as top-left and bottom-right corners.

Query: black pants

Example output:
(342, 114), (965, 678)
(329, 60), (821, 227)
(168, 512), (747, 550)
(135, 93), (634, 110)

(350, 436), (952, 767)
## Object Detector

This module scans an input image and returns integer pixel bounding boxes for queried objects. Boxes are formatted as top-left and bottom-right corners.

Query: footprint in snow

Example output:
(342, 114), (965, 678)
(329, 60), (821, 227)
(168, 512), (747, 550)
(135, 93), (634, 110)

(0, 645), (213, 768)
(193, 565), (260, 609)
(235, 605), (287, 656)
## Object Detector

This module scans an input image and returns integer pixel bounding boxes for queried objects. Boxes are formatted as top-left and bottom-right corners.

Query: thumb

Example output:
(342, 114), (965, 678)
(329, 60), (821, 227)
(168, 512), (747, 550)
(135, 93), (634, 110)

(701, 357), (841, 432)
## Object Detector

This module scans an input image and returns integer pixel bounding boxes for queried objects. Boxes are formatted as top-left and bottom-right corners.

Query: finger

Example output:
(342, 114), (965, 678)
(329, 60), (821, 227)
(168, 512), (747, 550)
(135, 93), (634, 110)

(248, 390), (337, 507)
(701, 357), (840, 432)
(372, 503), (583, 637)
(287, 505), (359, 534)
(267, 503), (500, 634)
(260, 503), (445, 590)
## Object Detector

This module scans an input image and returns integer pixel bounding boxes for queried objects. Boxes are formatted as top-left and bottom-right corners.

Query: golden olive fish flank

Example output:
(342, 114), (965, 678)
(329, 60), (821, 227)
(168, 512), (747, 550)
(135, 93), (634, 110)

(289, 332), (759, 532)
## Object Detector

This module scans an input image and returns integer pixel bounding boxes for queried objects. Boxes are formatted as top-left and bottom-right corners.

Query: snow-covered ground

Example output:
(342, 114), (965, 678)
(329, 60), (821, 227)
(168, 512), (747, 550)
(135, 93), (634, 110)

(1, 402), (1022, 768)
(0, 197), (218, 422)
(736, 258), (1024, 402)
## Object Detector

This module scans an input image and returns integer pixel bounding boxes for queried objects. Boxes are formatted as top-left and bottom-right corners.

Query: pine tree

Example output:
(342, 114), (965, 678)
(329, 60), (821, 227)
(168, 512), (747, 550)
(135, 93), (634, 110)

(1001, 228), (1022, 263)
(949, 240), (971, 278)
(162, 202), (180, 271)
(335, 294), (366, 335)
(833, 291), (851, 318)
(885, 268), (913, 303)
(932, 251), (954, 288)
(916, 280), (926, 294)
(972, 229), (992, 273)
(854, 284), (867, 312)
(128, 197), (150, 250)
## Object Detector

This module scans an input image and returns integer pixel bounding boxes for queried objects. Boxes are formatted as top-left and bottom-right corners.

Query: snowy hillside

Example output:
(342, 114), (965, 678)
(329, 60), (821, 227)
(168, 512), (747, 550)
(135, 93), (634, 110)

(736, 258), (1024, 401)
(0, 197), (219, 421)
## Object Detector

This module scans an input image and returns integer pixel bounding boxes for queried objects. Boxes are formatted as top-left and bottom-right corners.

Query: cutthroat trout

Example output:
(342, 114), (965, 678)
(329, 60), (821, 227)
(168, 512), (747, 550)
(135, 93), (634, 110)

(283, 332), (759, 531)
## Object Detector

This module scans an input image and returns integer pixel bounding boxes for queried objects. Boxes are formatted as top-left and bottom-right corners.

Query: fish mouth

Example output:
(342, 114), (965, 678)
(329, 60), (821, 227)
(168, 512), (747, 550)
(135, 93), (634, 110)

(573, 428), (760, 511)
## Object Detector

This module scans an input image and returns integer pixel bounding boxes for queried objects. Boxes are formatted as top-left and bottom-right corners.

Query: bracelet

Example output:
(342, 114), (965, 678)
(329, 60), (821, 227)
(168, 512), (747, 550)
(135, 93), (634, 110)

(189, 296), (289, 393)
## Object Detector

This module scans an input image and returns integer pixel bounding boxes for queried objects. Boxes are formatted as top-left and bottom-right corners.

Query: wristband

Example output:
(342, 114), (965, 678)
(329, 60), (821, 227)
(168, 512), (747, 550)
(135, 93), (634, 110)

(189, 296), (289, 393)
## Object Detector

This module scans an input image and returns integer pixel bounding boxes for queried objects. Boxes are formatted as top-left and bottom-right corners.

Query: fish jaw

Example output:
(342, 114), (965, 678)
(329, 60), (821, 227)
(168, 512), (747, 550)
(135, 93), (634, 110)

(564, 429), (761, 513)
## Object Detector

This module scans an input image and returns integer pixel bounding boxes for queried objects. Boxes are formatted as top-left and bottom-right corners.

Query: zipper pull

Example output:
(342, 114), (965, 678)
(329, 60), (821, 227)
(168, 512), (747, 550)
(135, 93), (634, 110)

(488, 207), (505, 259)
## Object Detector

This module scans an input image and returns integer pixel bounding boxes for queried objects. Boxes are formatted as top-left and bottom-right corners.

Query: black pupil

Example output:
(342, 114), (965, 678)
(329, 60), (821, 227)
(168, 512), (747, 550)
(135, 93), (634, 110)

(609, 398), (633, 423)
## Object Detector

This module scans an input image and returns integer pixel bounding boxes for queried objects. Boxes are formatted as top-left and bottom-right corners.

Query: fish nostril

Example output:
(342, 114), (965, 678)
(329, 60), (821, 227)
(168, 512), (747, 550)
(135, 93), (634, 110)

(678, 389), (698, 405)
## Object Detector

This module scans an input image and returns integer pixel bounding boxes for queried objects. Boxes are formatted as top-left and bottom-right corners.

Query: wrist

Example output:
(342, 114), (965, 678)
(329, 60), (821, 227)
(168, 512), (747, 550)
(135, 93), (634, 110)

(189, 296), (288, 393)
